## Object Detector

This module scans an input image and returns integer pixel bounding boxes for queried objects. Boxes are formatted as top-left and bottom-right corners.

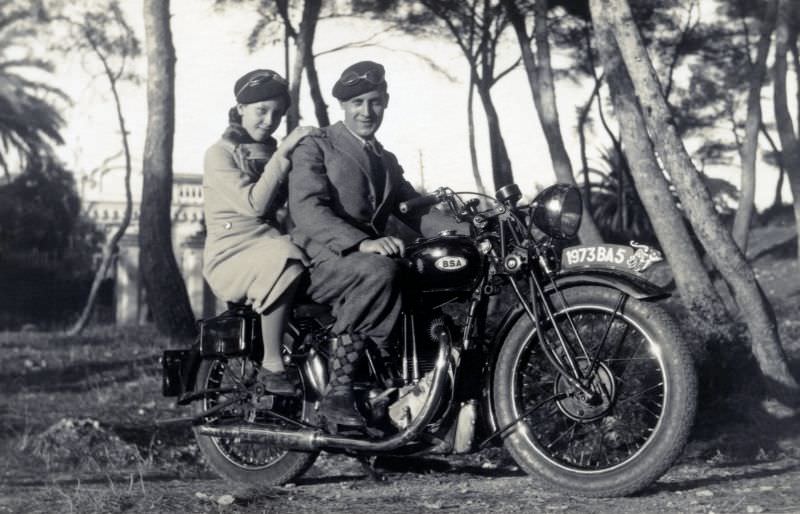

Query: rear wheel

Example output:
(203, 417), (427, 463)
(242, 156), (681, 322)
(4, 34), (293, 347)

(193, 356), (319, 486)
(493, 286), (696, 497)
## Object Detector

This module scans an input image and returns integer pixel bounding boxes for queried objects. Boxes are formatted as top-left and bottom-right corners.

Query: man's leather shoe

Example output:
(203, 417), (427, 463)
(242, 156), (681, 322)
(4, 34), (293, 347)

(256, 369), (298, 397)
(319, 386), (365, 428)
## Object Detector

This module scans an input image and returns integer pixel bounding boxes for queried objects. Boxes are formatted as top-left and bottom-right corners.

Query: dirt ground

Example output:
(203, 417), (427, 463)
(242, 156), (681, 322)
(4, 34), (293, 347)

(0, 226), (799, 514)
(3, 450), (800, 513)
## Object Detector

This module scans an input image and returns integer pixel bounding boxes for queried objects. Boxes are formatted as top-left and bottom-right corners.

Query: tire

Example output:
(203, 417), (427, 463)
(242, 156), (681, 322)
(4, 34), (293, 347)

(492, 285), (696, 497)
(193, 355), (319, 487)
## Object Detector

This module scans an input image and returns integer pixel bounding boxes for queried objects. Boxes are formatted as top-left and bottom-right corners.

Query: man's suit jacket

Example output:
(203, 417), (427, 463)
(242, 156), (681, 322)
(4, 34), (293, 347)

(289, 121), (433, 264)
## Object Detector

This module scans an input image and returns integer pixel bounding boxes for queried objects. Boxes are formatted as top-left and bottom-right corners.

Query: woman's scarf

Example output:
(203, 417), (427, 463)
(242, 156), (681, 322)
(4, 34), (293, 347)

(221, 123), (277, 177)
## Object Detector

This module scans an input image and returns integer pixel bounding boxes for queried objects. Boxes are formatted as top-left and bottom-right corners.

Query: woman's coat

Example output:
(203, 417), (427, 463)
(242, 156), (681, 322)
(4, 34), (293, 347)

(202, 124), (307, 313)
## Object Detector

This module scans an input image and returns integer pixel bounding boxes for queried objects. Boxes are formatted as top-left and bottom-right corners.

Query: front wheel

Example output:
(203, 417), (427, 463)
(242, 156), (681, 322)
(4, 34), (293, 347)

(493, 286), (696, 497)
(193, 356), (319, 487)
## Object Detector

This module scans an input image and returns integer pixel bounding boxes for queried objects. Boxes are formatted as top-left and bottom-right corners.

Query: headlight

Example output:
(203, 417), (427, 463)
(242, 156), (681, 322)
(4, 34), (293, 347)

(529, 184), (582, 239)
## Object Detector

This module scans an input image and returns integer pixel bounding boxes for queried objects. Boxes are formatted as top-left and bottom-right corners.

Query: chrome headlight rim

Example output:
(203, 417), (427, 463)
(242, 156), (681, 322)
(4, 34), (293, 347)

(529, 184), (583, 240)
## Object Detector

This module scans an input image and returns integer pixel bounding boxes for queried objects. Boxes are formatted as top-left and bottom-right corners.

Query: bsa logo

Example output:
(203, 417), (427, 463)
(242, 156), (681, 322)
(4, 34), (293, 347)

(434, 256), (467, 271)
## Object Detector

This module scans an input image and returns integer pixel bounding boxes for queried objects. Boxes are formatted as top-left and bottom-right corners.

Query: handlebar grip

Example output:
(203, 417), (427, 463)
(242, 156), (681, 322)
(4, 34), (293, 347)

(399, 194), (441, 214)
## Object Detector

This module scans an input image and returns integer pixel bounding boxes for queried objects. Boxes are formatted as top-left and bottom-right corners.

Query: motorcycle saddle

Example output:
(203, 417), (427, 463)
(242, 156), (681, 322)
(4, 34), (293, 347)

(223, 300), (332, 322)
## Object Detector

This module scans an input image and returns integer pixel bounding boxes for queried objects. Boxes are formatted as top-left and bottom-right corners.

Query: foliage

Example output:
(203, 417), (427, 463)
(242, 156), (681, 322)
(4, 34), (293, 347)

(48, 0), (141, 83)
(214, 0), (287, 51)
(0, 158), (104, 330)
(550, 0), (765, 167)
(582, 142), (740, 246)
(0, 157), (102, 260)
(0, 1), (68, 177)
(581, 146), (658, 245)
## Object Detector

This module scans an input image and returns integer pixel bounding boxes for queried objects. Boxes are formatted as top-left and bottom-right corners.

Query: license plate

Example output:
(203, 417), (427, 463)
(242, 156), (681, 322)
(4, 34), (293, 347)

(561, 242), (663, 273)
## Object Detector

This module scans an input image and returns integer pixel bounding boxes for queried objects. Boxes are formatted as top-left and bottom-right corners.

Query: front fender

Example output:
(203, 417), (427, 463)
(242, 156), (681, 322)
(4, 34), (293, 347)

(548, 267), (670, 300)
(480, 269), (669, 435)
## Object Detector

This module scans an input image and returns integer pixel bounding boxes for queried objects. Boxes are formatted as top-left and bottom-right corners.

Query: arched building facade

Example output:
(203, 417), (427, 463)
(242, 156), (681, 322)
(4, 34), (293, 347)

(83, 172), (222, 324)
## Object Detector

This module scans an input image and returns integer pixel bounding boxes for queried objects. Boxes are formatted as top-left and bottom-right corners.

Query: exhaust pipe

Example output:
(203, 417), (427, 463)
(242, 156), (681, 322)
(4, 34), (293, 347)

(196, 335), (452, 453)
(196, 424), (321, 451)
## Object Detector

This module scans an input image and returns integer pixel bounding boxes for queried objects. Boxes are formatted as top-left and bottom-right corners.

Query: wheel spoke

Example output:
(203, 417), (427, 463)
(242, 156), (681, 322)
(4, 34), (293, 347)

(544, 419), (579, 450)
(616, 381), (664, 404)
(627, 398), (662, 418)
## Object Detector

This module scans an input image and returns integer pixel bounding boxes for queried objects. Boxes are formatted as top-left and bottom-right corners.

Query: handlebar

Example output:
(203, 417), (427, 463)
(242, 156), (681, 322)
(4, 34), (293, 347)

(399, 192), (442, 214)
(399, 187), (508, 228)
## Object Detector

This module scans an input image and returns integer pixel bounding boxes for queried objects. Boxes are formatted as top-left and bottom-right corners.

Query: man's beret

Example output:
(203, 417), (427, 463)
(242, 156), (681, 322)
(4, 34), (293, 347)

(234, 69), (290, 105)
(332, 61), (387, 101)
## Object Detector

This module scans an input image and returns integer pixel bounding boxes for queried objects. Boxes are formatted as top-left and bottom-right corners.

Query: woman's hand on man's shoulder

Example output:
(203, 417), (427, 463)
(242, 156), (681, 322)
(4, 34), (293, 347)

(280, 126), (322, 156)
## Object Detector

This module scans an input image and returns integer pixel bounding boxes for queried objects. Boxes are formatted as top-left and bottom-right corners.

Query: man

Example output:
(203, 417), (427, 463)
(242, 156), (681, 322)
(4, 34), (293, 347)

(289, 60), (452, 429)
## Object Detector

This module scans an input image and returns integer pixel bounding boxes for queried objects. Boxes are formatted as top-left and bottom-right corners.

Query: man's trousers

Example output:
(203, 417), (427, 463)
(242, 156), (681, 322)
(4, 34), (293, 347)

(305, 252), (400, 349)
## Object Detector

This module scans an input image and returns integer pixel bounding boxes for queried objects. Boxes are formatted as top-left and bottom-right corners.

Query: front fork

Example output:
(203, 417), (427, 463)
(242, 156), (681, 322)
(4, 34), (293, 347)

(506, 271), (627, 400)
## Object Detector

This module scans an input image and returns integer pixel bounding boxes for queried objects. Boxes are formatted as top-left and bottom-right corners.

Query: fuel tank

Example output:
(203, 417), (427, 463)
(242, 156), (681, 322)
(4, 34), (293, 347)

(402, 232), (482, 294)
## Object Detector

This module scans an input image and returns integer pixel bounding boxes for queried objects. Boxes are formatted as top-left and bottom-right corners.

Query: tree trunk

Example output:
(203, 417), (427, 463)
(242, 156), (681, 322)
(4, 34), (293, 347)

(283, 17), (290, 92)
(502, 0), (603, 244)
(474, 74), (514, 189)
(791, 37), (800, 138)
(577, 77), (601, 204)
(140, 0), (197, 341)
(300, 0), (328, 127)
(597, 0), (799, 397)
(422, 0), (513, 190)
(67, 72), (133, 335)
(467, 75), (487, 195)
(285, 0), (325, 130)
(277, 0), (293, 136)
(286, 38), (304, 131)
(69, 93), (131, 336)
(733, 1), (776, 252)
(304, 60), (329, 127)
(773, 0), (800, 262)
(591, 9), (730, 329)
(760, 123), (786, 209)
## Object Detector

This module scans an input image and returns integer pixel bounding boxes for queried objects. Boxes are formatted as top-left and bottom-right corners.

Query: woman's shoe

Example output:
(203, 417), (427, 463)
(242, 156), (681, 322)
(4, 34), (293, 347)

(257, 369), (299, 397)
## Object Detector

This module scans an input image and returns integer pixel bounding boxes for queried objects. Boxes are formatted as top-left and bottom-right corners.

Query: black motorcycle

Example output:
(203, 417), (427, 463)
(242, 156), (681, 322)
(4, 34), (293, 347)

(160, 183), (696, 497)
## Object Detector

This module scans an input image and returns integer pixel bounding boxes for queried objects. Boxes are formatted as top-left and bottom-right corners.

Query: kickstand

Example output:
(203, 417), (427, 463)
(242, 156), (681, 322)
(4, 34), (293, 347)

(357, 456), (386, 483)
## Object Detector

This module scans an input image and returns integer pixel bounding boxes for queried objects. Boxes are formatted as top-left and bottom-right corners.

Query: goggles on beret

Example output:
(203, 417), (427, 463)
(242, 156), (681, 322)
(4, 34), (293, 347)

(340, 67), (385, 87)
(235, 71), (288, 99)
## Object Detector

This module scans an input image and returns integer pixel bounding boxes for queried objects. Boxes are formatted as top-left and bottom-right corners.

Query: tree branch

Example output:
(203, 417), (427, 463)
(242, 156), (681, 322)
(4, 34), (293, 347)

(493, 57), (521, 84)
(315, 31), (385, 57)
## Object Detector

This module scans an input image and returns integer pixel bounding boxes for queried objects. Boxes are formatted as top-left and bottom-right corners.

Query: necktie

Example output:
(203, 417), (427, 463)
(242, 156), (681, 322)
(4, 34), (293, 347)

(365, 140), (385, 205)
(365, 139), (382, 157)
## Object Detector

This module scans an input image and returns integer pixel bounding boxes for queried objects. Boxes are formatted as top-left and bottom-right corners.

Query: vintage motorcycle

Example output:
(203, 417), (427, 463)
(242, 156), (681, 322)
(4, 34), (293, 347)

(160, 183), (696, 497)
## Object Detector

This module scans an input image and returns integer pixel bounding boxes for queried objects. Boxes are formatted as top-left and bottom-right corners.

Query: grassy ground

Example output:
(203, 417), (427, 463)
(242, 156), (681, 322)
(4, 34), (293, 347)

(0, 225), (798, 513)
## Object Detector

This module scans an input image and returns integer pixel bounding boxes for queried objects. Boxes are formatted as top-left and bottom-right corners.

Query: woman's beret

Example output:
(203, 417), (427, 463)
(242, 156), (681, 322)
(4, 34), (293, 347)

(234, 69), (290, 105)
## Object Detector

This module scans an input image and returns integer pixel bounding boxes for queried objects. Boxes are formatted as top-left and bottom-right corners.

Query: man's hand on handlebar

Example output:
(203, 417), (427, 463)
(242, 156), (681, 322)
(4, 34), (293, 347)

(358, 237), (406, 257)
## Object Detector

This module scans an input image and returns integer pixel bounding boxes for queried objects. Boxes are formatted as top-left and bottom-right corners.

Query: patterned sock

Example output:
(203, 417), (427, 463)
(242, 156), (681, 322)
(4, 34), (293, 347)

(329, 334), (365, 388)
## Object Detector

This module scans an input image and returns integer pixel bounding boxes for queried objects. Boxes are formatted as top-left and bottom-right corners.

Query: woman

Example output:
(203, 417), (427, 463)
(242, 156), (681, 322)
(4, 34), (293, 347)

(203, 69), (316, 396)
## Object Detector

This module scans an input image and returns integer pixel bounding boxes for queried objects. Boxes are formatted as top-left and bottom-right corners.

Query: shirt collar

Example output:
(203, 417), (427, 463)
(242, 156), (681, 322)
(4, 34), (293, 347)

(343, 123), (382, 156)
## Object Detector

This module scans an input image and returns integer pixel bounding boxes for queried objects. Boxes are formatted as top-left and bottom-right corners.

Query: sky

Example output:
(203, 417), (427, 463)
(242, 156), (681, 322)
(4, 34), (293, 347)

(55, 0), (790, 209)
